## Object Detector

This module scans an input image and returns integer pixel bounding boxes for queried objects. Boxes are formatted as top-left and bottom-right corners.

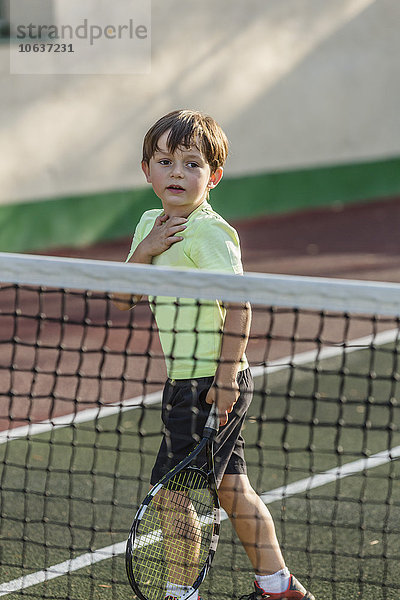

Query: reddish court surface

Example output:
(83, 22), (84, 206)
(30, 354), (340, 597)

(2, 197), (400, 431)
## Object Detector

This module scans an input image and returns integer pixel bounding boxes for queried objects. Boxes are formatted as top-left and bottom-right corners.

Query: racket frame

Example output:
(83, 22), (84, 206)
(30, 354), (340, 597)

(126, 403), (220, 600)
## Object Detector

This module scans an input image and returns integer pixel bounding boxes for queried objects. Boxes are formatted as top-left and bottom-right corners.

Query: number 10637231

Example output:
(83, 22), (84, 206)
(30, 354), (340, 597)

(18, 43), (74, 53)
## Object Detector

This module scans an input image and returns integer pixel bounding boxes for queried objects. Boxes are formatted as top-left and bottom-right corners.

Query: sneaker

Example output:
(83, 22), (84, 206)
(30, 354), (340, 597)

(239, 578), (315, 600)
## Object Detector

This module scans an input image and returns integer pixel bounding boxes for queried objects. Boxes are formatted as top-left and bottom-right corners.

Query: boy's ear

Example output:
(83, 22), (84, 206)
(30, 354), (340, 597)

(208, 167), (223, 190)
(141, 160), (151, 183)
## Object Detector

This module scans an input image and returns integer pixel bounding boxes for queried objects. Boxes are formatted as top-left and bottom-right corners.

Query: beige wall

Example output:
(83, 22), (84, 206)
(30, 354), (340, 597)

(1, 0), (399, 205)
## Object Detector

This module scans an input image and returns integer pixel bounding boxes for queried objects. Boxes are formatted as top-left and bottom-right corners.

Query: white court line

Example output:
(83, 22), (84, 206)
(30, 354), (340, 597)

(0, 542), (127, 596)
(1, 444), (399, 596)
(251, 327), (399, 378)
(260, 445), (400, 504)
(1, 328), (398, 445)
(0, 390), (163, 444)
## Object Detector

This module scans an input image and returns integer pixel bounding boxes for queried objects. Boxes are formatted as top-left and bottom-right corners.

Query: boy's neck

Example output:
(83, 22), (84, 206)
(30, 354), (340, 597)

(163, 199), (207, 219)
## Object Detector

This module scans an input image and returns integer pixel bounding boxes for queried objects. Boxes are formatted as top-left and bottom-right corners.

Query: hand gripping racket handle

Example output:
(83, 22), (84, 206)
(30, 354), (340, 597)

(203, 402), (219, 439)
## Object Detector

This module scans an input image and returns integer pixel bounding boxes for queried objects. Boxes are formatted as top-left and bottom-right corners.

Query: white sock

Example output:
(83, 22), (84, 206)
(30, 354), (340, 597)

(255, 567), (291, 594)
(165, 583), (198, 600)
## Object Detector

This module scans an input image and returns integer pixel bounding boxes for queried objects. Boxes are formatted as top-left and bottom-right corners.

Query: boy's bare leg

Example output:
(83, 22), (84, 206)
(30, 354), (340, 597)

(218, 474), (285, 575)
(155, 489), (201, 585)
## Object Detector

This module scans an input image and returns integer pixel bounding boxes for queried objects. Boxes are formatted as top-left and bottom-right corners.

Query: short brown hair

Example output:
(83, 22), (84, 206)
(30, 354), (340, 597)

(142, 109), (228, 172)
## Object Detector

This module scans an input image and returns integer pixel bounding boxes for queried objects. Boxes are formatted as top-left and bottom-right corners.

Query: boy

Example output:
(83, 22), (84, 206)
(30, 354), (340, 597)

(113, 110), (314, 600)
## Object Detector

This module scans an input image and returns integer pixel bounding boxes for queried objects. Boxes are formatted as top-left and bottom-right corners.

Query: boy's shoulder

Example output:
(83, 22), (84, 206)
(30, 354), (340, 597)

(135, 208), (164, 233)
(138, 208), (164, 223)
(192, 202), (239, 238)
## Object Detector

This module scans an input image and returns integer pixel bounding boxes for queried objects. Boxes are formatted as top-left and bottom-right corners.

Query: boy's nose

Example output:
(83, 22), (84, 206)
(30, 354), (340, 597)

(170, 163), (184, 177)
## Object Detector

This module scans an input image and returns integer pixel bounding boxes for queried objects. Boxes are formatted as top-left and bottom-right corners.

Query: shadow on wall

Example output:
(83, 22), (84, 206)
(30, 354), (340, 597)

(226, 0), (398, 174)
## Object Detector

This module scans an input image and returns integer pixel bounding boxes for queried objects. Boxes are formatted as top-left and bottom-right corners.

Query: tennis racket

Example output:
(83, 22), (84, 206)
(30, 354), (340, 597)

(126, 402), (220, 600)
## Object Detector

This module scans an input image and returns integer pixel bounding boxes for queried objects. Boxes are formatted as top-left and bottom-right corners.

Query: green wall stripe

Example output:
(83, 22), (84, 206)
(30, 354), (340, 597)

(1, 156), (400, 253)
(211, 156), (400, 219)
(0, 187), (155, 253)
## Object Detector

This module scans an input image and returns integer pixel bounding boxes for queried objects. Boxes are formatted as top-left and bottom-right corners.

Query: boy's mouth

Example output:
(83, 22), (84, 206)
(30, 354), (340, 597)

(167, 184), (185, 191)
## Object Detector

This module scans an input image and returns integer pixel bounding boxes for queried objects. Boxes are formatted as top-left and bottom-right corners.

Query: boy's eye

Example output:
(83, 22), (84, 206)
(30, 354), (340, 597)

(158, 159), (171, 166)
(187, 162), (199, 168)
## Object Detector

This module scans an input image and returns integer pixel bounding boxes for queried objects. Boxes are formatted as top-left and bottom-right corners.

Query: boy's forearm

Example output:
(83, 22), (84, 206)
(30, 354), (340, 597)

(112, 242), (153, 310)
(206, 302), (251, 426)
(127, 240), (154, 266)
(113, 215), (189, 311)
(215, 302), (252, 383)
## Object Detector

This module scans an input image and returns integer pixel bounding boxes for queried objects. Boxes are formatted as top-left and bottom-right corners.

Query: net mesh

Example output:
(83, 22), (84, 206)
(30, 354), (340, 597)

(0, 254), (399, 600)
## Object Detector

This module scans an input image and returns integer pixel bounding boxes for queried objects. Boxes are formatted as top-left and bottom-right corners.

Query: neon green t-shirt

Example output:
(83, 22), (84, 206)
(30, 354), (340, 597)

(126, 201), (249, 379)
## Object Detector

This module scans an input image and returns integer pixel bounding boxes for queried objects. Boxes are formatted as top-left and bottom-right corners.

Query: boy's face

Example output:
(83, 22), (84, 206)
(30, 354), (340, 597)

(142, 130), (223, 217)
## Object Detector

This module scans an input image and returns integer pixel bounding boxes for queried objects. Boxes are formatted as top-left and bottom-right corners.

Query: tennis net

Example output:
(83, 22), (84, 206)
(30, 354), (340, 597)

(0, 252), (399, 600)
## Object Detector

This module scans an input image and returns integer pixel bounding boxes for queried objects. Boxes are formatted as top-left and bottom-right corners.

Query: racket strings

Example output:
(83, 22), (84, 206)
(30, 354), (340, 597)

(131, 468), (215, 600)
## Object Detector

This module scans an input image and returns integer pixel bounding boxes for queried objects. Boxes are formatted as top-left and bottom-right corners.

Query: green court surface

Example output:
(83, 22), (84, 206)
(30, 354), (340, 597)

(1, 342), (399, 600)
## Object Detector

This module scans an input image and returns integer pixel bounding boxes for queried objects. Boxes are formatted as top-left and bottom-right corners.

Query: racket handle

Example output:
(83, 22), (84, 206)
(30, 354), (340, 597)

(203, 402), (219, 438)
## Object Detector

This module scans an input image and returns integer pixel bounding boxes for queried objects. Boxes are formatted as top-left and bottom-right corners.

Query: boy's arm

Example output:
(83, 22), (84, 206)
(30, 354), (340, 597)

(112, 214), (187, 311)
(111, 243), (153, 311)
(206, 302), (252, 426)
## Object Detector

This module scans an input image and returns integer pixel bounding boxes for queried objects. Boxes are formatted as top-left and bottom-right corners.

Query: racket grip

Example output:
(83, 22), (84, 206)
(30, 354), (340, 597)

(203, 402), (219, 438)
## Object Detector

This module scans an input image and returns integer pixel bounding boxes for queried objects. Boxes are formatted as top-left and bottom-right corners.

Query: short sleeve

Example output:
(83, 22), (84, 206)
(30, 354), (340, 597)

(125, 210), (162, 263)
(125, 220), (144, 263)
(189, 219), (243, 274)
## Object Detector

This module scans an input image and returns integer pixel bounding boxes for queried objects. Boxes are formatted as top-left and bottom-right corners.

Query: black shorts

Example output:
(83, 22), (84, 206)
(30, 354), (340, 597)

(150, 368), (253, 488)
